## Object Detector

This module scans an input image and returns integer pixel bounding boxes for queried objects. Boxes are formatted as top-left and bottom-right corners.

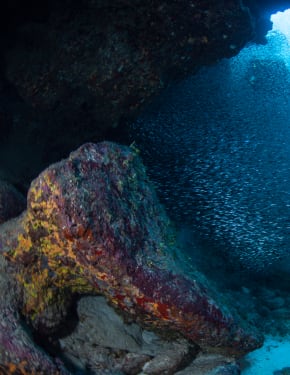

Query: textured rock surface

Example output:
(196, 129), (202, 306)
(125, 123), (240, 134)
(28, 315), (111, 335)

(0, 253), (69, 374)
(0, 180), (25, 224)
(60, 295), (196, 374)
(176, 353), (240, 375)
(0, 0), (257, 188)
(0, 142), (262, 361)
(141, 343), (193, 375)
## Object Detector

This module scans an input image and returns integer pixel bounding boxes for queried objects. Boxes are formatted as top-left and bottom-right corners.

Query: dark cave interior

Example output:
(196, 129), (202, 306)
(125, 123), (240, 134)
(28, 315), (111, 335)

(0, 0), (289, 189)
(1, 2), (290, 373)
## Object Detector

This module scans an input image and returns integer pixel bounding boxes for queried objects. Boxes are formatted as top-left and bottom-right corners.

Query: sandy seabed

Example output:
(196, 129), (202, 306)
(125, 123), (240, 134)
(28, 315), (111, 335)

(242, 335), (290, 374)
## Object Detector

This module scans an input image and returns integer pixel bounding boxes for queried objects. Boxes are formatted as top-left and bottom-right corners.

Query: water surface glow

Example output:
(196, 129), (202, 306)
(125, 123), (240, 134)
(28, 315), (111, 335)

(271, 9), (290, 42)
(130, 11), (290, 274)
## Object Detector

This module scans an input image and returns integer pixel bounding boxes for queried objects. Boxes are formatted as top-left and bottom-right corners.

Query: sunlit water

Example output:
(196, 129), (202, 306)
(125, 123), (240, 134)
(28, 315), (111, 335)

(242, 335), (290, 374)
(130, 12), (290, 274)
(271, 9), (290, 43)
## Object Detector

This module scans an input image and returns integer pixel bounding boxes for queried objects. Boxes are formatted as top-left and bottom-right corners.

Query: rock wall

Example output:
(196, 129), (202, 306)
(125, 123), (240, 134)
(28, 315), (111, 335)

(0, 0), (260, 188)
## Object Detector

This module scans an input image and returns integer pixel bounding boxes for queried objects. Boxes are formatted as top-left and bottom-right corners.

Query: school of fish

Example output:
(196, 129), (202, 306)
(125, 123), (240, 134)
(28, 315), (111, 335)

(130, 32), (290, 273)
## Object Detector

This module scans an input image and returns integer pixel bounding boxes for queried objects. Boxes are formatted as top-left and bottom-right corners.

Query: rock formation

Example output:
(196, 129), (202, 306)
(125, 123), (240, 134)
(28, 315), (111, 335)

(1, 0), (284, 187)
(0, 1), (289, 372)
(0, 254), (69, 374)
(0, 142), (262, 372)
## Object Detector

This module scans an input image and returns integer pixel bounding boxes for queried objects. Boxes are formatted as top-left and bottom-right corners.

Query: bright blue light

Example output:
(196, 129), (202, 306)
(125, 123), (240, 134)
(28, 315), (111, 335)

(271, 9), (290, 41)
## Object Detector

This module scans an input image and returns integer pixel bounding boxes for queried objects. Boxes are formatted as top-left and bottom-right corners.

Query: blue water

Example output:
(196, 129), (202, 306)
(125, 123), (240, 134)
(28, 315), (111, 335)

(130, 29), (290, 275)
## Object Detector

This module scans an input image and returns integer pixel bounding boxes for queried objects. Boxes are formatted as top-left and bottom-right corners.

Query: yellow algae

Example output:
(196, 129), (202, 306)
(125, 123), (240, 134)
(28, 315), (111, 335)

(16, 233), (32, 253)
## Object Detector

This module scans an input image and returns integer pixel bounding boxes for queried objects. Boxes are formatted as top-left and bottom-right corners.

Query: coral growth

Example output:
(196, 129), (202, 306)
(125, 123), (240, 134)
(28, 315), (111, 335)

(0, 142), (262, 368)
(0, 254), (69, 374)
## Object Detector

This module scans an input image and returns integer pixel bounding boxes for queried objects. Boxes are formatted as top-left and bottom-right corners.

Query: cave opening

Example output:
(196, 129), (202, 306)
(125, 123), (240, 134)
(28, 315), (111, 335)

(127, 2), (290, 309)
(2, 3), (290, 373)
(270, 8), (290, 40)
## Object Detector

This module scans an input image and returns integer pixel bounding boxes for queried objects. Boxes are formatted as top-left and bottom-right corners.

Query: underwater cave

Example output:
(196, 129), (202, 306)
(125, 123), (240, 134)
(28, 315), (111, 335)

(1, 1), (290, 374)
(129, 7), (290, 283)
(128, 9), (290, 374)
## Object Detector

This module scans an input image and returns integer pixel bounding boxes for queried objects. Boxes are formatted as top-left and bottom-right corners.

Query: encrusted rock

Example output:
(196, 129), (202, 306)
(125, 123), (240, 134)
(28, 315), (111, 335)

(73, 296), (143, 353)
(175, 353), (240, 375)
(120, 353), (151, 375)
(60, 295), (196, 374)
(0, 254), (69, 374)
(0, 0), (256, 187)
(0, 142), (262, 370)
(141, 341), (193, 374)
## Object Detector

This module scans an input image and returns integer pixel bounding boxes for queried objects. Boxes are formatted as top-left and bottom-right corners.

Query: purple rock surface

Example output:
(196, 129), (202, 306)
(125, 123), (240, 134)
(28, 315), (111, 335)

(0, 142), (262, 371)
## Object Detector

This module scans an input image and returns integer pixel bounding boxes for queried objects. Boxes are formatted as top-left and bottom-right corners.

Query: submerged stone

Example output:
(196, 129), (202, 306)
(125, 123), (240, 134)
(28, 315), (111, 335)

(0, 0), (256, 188)
(176, 353), (240, 375)
(59, 295), (196, 373)
(0, 142), (262, 370)
(0, 254), (69, 374)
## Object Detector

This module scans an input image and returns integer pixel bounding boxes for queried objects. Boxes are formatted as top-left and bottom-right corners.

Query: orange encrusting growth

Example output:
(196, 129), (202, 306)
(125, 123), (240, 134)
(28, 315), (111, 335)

(1, 142), (262, 362)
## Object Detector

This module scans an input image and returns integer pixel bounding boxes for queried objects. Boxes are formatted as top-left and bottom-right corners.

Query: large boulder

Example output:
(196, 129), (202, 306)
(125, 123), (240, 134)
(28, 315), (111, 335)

(0, 254), (69, 374)
(0, 142), (262, 369)
(59, 295), (196, 374)
(0, 0), (256, 188)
